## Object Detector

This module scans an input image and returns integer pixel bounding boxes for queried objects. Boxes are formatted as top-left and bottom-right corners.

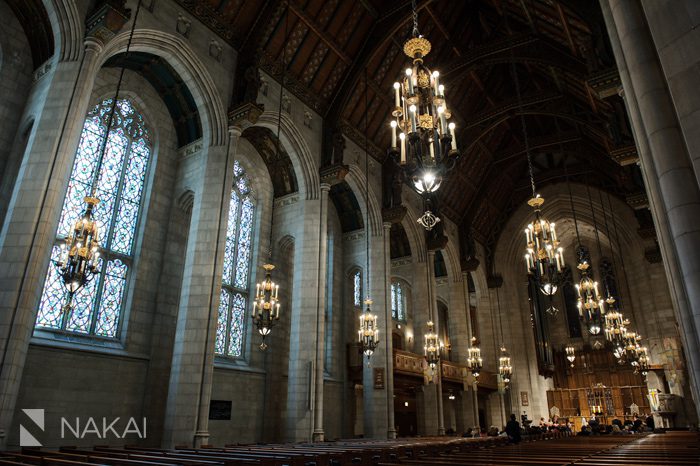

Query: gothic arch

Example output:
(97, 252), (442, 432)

(255, 111), (319, 200)
(99, 29), (227, 147)
(345, 164), (382, 237)
(43, 0), (79, 62)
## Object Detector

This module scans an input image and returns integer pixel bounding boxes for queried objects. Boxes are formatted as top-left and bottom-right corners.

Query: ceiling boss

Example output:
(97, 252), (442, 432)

(389, 0), (459, 231)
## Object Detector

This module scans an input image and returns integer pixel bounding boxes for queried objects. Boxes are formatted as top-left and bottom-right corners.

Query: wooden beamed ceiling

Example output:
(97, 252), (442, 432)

(180, 0), (640, 248)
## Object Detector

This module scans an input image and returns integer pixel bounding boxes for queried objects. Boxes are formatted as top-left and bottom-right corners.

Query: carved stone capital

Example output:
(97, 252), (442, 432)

(319, 163), (349, 186)
(461, 257), (480, 273)
(85, 2), (130, 45)
(610, 144), (639, 166)
(228, 102), (265, 129)
(381, 206), (407, 224)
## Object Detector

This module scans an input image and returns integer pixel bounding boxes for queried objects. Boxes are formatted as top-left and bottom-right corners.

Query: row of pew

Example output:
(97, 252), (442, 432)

(0, 431), (697, 466)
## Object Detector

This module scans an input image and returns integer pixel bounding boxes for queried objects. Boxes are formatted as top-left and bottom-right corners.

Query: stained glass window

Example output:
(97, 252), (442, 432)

(391, 281), (405, 321)
(216, 161), (254, 358)
(35, 98), (151, 338)
(353, 271), (362, 308)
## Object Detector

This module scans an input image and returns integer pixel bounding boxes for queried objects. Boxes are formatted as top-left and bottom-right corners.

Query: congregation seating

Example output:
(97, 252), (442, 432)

(0, 432), (697, 466)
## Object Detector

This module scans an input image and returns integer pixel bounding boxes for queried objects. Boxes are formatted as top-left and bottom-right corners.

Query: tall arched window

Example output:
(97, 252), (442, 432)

(35, 98), (151, 337)
(391, 281), (405, 321)
(353, 270), (362, 308)
(216, 161), (254, 358)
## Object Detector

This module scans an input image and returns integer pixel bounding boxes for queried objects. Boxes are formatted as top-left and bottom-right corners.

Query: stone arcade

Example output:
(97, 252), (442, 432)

(0, 0), (699, 453)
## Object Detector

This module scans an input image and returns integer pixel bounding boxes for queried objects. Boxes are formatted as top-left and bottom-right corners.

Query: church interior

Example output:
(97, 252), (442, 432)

(1, 0), (700, 463)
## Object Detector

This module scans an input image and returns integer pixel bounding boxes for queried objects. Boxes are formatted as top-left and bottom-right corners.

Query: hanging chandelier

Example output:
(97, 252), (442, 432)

(358, 68), (380, 362)
(389, 0), (459, 231)
(424, 320), (440, 369)
(604, 296), (629, 345)
(252, 264), (280, 350)
(498, 347), (512, 385)
(636, 346), (650, 377)
(358, 299), (379, 360)
(575, 261), (606, 335)
(565, 345), (576, 367)
(524, 196), (564, 296)
(56, 197), (101, 313)
(467, 337), (483, 380)
(55, 0), (145, 314)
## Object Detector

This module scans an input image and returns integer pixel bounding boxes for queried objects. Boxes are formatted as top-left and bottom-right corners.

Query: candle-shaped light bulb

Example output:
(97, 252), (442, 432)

(406, 68), (414, 94)
(390, 120), (397, 147)
(409, 104), (417, 133)
(432, 70), (440, 95)
(393, 82), (400, 107)
(437, 106), (447, 135)
(438, 84), (444, 97)
(399, 132), (406, 164)
(448, 122), (457, 150)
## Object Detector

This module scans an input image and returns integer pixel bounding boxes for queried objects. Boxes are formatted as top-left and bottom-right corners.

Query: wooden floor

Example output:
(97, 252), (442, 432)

(1, 432), (698, 466)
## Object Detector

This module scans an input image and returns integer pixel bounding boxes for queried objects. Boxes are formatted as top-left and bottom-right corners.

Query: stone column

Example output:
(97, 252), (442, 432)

(382, 222), (397, 439)
(162, 128), (238, 448)
(312, 183), (331, 442)
(0, 37), (105, 449)
(362, 227), (390, 438)
(286, 195), (323, 441)
(602, 0), (700, 415)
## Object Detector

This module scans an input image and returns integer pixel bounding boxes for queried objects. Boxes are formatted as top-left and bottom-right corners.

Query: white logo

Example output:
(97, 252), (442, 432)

(19, 409), (44, 447)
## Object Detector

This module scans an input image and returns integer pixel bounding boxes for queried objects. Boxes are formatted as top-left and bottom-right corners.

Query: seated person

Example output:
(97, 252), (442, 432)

(505, 414), (522, 444)
(577, 425), (591, 436)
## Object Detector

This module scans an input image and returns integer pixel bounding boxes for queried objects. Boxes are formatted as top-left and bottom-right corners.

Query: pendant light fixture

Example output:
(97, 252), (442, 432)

(565, 345), (576, 367)
(424, 320), (440, 369)
(388, 0), (460, 230)
(577, 182), (607, 336)
(509, 26), (564, 296)
(56, 0), (144, 315)
(252, 3), (291, 350)
(358, 69), (379, 361)
(494, 283), (511, 387)
(467, 336), (483, 380)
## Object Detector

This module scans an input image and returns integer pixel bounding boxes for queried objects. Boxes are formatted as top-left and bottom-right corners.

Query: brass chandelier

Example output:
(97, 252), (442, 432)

(388, 0), (459, 231)
(424, 320), (440, 369)
(252, 264), (280, 350)
(498, 347), (512, 385)
(565, 345), (576, 367)
(576, 261), (605, 335)
(467, 337), (483, 380)
(358, 68), (379, 361)
(56, 0), (144, 314)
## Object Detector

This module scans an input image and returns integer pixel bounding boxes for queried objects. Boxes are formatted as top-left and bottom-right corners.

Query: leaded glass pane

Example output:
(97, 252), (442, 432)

(228, 293), (246, 357)
(397, 283), (404, 321)
(216, 160), (255, 358)
(233, 198), (253, 289)
(35, 97), (151, 338)
(391, 282), (397, 319)
(216, 289), (230, 354)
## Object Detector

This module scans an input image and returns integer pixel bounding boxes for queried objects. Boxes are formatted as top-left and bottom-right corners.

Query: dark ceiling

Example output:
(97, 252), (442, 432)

(9, 0), (644, 264)
(178, 0), (642, 259)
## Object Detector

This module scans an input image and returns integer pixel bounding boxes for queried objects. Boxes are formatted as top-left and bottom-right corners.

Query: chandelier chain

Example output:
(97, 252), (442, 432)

(411, 0), (420, 37)
(506, 10), (536, 198)
(585, 181), (606, 292)
(563, 148), (582, 250)
(364, 69), (370, 296)
(91, 0), (143, 197)
(271, 3), (290, 259)
(605, 192), (638, 324)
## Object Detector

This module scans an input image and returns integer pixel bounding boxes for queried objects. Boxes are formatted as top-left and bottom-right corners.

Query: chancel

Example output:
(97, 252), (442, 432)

(0, 0), (699, 464)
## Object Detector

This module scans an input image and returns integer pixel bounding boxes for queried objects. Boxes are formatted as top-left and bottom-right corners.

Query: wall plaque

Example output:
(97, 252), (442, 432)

(374, 368), (385, 389)
(521, 391), (530, 406)
(209, 400), (232, 420)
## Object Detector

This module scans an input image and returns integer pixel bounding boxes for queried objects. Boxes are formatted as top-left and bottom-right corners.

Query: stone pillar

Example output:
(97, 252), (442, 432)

(0, 37), (105, 448)
(286, 194), (323, 441)
(362, 226), (391, 438)
(602, 0), (700, 416)
(162, 128), (237, 448)
(382, 222), (397, 439)
(312, 183), (331, 442)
